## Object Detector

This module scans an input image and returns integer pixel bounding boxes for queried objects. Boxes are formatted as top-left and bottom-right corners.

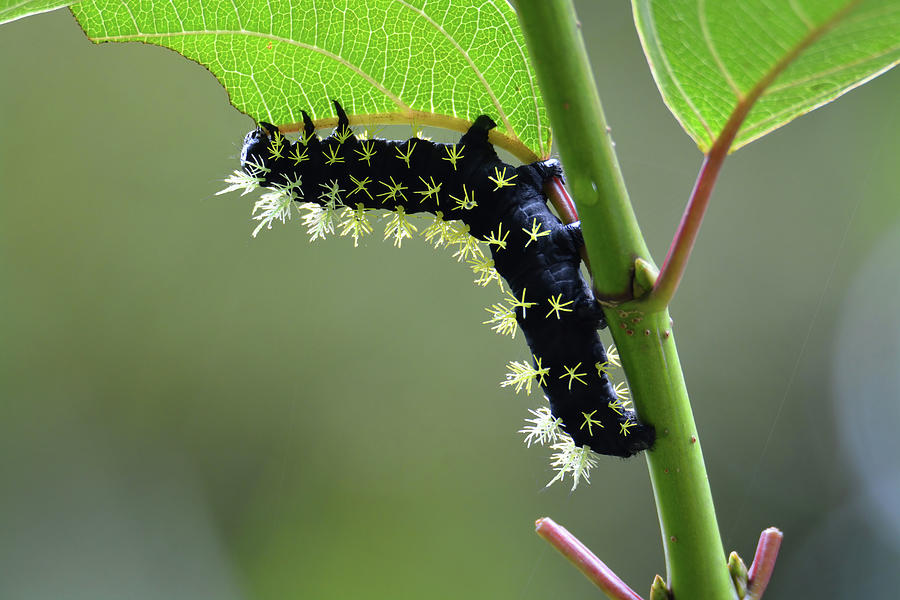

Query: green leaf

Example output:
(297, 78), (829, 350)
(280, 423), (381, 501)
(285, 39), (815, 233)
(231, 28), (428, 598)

(71, 0), (550, 161)
(0, 0), (82, 25)
(634, 0), (900, 153)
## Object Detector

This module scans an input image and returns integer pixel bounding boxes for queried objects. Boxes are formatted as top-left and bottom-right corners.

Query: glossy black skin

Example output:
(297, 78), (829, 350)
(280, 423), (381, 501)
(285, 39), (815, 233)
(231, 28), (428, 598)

(240, 102), (654, 457)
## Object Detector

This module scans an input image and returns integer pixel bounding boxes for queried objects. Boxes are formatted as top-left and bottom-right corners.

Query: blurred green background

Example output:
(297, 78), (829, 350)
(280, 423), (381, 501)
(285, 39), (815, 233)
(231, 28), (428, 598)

(1, 3), (899, 599)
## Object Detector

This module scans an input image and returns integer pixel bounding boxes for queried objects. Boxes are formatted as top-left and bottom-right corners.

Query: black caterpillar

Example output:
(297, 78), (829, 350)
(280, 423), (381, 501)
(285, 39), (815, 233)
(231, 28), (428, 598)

(238, 101), (654, 458)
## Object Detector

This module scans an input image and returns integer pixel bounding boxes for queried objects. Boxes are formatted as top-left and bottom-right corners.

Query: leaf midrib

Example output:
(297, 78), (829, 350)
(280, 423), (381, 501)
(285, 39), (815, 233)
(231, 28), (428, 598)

(1, 0), (81, 20)
(721, 0), (866, 152)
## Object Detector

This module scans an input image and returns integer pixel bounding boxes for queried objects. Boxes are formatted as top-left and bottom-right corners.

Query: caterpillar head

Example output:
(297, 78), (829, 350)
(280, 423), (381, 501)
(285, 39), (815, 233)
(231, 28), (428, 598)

(240, 122), (280, 177)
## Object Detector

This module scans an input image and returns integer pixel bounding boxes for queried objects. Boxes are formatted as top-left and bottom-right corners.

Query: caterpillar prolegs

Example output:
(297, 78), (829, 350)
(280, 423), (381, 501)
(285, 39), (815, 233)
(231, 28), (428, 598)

(227, 101), (654, 475)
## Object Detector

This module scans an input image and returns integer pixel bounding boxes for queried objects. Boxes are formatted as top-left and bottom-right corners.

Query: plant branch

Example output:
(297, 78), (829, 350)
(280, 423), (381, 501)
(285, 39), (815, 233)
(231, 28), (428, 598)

(513, 1), (651, 302)
(516, 3), (734, 599)
(544, 177), (593, 268)
(535, 518), (645, 600)
(645, 0), (862, 310)
(544, 176), (579, 225)
(747, 528), (783, 600)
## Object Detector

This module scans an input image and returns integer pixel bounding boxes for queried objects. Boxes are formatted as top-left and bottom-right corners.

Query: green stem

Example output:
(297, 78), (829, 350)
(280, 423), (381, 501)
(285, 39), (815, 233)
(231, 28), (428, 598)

(515, 2), (733, 598)
(609, 308), (729, 598)
(513, 0), (650, 302)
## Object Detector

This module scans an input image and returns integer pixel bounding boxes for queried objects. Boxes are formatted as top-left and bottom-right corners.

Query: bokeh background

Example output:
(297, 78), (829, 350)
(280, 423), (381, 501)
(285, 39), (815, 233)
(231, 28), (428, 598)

(1, 2), (899, 598)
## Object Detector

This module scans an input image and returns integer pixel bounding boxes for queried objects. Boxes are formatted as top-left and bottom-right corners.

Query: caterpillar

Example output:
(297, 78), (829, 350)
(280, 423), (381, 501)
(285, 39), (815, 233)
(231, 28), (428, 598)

(230, 101), (654, 465)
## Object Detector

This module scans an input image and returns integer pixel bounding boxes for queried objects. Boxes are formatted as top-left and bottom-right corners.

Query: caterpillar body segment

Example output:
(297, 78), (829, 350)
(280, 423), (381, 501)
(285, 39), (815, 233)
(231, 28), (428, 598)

(238, 102), (654, 458)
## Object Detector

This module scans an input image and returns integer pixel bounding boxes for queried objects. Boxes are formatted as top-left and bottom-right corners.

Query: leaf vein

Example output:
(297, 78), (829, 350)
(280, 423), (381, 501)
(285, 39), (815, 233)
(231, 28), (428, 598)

(391, 0), (511, 134)
(92, 29), (411, 111)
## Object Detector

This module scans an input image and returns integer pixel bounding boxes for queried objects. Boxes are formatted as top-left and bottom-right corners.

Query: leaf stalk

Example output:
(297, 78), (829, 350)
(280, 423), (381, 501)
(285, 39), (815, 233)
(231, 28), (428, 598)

(535, 518), (645, 600)
(747, 527), (783, 600)
(645, 0), (862, 310)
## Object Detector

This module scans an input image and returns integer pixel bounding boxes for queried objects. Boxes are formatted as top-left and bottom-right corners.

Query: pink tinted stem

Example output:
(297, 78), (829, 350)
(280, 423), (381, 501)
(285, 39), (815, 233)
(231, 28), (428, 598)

(747, 527), (783, 599)
(545, 176), (580, 224)
(535, 517), (645, 600)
